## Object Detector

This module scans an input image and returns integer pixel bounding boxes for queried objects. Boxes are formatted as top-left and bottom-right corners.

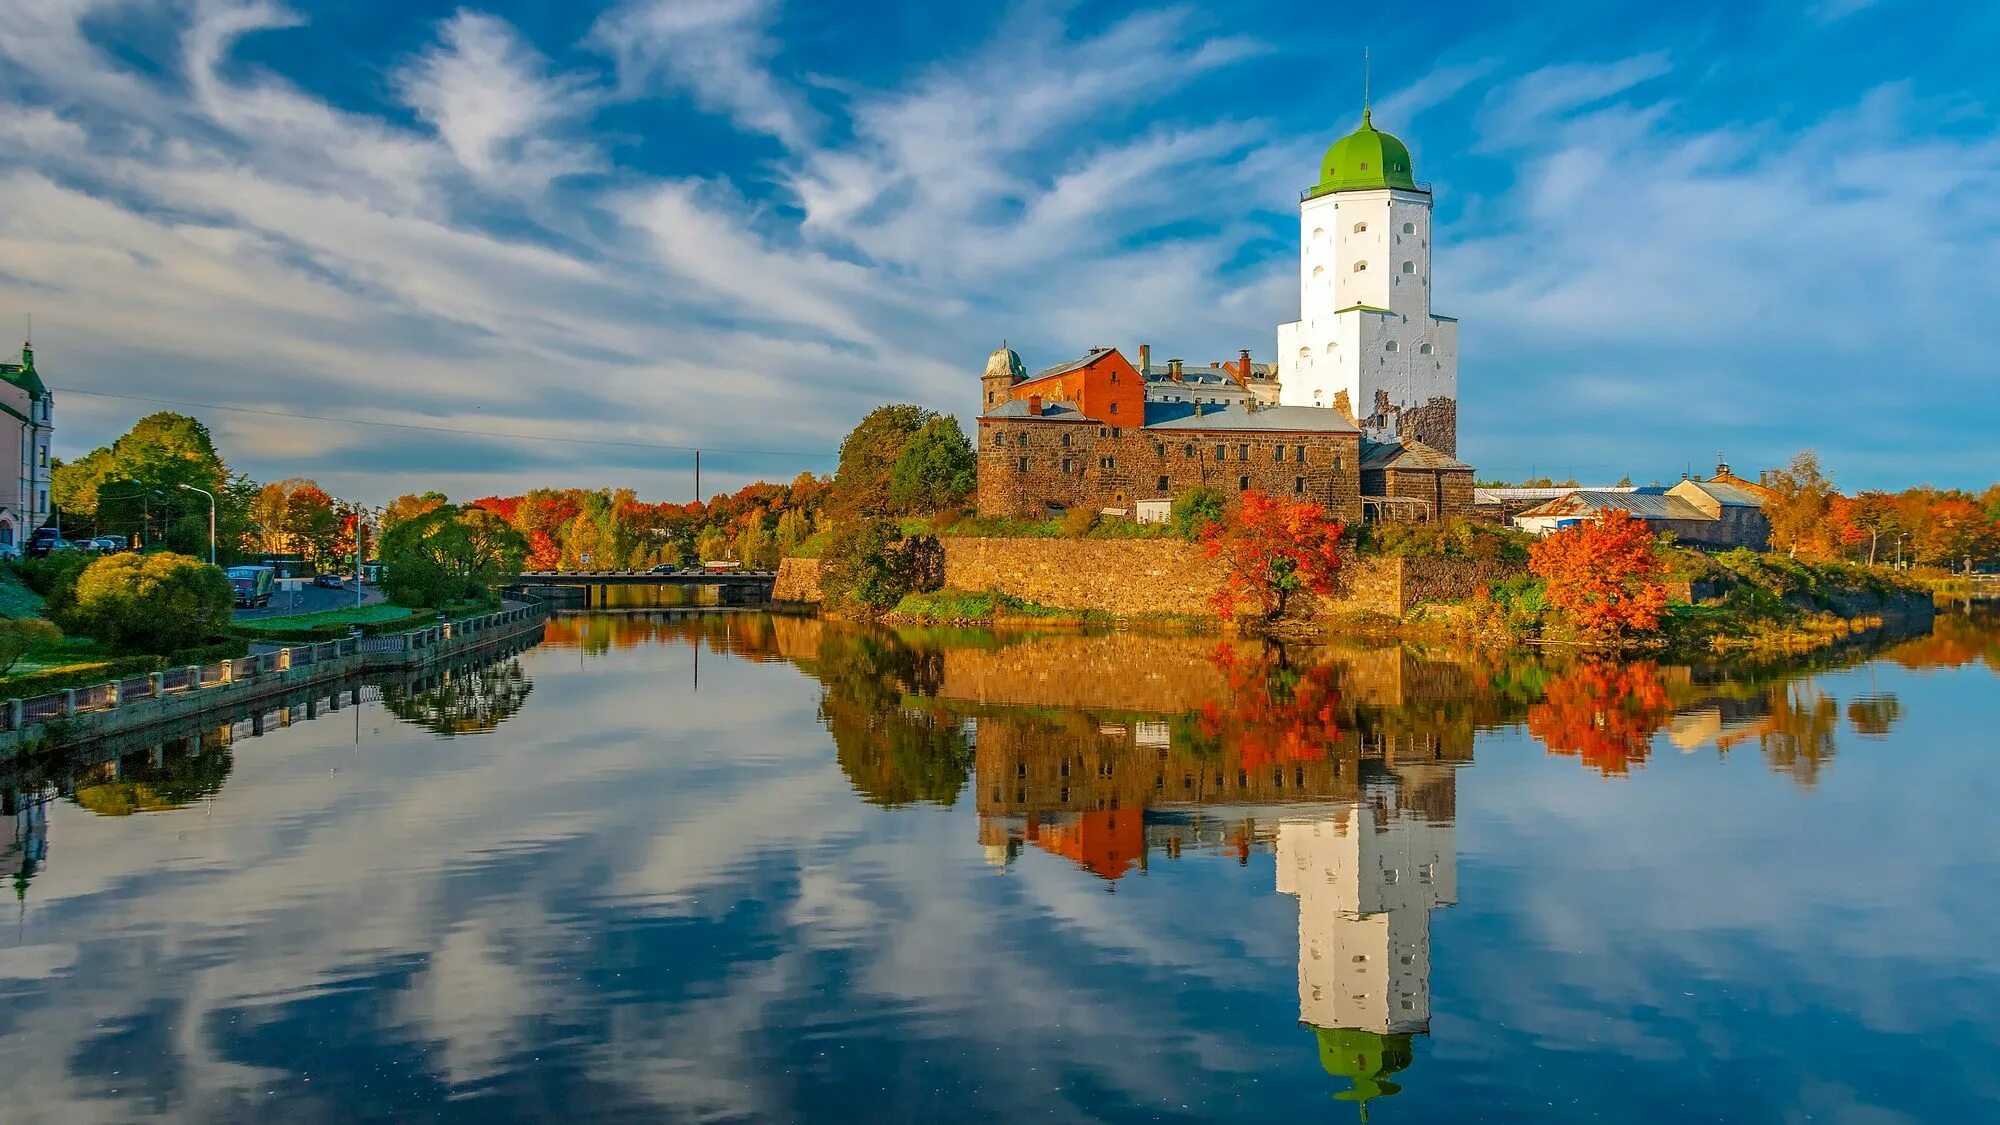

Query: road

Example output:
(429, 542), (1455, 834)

(233, 580), (386, 621)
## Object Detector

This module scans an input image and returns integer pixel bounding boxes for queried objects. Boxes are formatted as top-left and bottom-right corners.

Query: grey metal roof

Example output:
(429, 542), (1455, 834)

(1359, 439), (1473, 472)
(1516, 490), (1712, 521)
(1142, 402), (1358, 433)
(1678, 479), (1768, 508)
(984, 399), (1095, 421)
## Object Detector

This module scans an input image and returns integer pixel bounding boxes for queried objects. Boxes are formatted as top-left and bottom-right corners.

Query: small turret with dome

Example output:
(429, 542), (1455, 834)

(980, 342), (1028, 411)
(1314, 108), (1421, 195)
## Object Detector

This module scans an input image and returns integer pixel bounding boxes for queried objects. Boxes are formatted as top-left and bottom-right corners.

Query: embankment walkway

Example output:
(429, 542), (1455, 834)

(0, 601), (549, 760)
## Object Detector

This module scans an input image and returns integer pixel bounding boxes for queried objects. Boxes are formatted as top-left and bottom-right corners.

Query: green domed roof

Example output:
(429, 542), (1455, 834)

(1315, 110), (1419, 194)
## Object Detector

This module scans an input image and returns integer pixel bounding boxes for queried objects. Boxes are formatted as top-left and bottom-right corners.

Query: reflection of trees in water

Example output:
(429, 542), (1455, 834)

(540, 612), (784, 661)
(1847, 695), (1903, 737)
(381, 661), (533, 736)
(1883, 604), (2000, 671)
(1316, 1027), (1414, 1118)
(71, 743), (235, 817)
(812, 629), (969, 808)
(1197, 644), (1343, 770)
(1526, 661), (1672, 777)
(1756, 683), (1841, 789)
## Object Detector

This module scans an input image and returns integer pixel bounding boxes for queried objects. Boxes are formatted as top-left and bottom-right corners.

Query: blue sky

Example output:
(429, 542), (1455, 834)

(1, 0), (1995, 501)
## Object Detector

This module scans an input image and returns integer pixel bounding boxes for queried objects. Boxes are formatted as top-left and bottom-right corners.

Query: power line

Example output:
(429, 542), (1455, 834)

(61, 387), (836, 461)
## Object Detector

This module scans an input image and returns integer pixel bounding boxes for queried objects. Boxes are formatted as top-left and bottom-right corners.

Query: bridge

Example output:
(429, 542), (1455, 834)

(505, 569), (777, 608)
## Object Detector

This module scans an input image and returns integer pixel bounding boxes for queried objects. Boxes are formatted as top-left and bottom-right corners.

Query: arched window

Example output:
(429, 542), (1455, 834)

(1298, 347), (1310, 358)
(1419, 343), (1433, 355)
(1401, 261), (1415, 274)
(1402, 222), (1415, 234)
(1384, 341), (1399, 352)
(1311, 227), (1324, 239)
(1311, 265), (1324, 277)
(1352, 222), (1368, 234)
(1353, 260), (1368, 272)
(1324, 342), (1336, 353)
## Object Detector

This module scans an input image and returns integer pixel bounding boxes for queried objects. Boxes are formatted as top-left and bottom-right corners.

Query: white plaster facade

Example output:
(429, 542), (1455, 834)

(1275, 799), (1456, 1034)
(1277, 187), (1457, 449)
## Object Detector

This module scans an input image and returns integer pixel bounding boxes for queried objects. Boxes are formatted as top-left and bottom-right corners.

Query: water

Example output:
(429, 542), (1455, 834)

(2, 607), (1997, 1122)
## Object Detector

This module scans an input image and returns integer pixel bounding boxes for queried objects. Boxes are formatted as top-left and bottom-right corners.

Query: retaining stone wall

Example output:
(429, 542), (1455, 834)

(772, 557), (824, 604)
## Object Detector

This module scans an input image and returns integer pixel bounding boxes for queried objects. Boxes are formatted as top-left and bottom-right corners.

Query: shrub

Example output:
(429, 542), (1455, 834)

(0, 617), (61, 674)
(16, 551), (93, 621)
(1060, 506), (1100, 538)
(820, 520), (916, 609)
(59, 552), (234, 655)
(1171, 487), (1227, 540)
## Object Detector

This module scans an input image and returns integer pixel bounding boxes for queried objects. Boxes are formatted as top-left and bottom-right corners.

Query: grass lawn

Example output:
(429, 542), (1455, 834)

(239, 603), (420, 634)
(0, 571), (45, 619)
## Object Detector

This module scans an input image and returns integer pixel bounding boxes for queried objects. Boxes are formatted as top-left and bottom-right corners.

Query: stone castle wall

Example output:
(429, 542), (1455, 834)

(942, 537), (1228, 617)
(771, 556), (824, 604)
(976, 416), (1363, 525)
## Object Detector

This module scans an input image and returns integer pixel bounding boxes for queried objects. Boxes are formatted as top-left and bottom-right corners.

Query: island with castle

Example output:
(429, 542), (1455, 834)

(975, 106), (1472, 529)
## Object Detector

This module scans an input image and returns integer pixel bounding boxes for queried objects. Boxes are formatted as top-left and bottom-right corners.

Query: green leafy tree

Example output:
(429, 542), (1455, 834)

(887, 415), (976, 514)
(1170, 486), (1226, 540)
(0, 618), (61, 675)
(51, 413), (236, 548)
(58, 552), (233, 654)
(820, 519), (915, 609)
(378, 506), (528, 607)
(832, 404), (933, 519)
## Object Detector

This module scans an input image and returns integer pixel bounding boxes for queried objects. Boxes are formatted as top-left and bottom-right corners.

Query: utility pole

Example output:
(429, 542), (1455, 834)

(354, 506), (366, 608)
(694, 450), (701, 505)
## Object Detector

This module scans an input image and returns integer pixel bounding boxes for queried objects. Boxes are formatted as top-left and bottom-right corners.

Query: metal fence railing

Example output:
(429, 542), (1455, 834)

(2, 598), (547, 733)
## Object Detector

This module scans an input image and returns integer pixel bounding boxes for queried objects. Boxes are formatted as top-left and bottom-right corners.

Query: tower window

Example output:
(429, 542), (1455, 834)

(1419, 343), (1433, 355)
(1385, 341), (1399, 352)
(1402, 261), (1415, 274)
(1352, 222), (1368, 233)
(1312, 227), (1324, 238)
(1298, 347), (1310, 358)
(1312, 265), (1324, 277)
(1402, 222), (1415, 234)
(1353, 261), (1368, 272)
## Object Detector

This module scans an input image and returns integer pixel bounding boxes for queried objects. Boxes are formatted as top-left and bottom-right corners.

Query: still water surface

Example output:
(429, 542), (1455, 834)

(2, 608), (1998, 1122)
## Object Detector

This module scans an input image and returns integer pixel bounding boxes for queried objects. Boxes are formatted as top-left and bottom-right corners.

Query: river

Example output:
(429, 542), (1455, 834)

(1, 605), (1997, 1122)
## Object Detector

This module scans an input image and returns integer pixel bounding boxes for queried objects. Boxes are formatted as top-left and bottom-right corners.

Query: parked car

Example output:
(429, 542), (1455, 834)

(226, 565), (276, 608)
(95, 534), (129, 553)
(0, 543), (18, 561)
(648, 563), (683, 574)
(314, 573), (347, 589)
(24, 527), (63, 558)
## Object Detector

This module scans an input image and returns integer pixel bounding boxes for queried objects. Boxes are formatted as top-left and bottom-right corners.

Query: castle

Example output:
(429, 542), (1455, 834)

(977, 106), (1471, 523)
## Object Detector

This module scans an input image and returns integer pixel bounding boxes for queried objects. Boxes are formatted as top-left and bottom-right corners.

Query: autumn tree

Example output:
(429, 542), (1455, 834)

(1199, 490), (1344, 622)
(384, 491), (450, 530)
(1526, 509), (1668, 642)
(1763, 449), (1837, 559)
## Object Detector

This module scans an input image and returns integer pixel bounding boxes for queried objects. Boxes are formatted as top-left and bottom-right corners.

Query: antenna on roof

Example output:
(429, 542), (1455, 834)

(1364, 47), (1371, 114)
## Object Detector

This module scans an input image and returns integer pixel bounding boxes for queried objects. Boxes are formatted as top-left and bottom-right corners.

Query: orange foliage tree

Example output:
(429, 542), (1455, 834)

(1526, 660), (1671, 776)
(1527, 510), (1668, 641)
(1198, 490), (1344, 621)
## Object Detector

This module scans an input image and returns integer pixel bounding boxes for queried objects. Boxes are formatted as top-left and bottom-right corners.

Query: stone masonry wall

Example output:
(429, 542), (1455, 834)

(942, 537), (1228, 617)
(772, 556), (824, 604)
(938, 537), (1515, 620)
(977, 416), (1362, 526)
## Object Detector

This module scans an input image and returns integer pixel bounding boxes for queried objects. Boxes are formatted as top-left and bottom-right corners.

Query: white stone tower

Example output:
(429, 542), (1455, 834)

(1277, 109), (1459, 453)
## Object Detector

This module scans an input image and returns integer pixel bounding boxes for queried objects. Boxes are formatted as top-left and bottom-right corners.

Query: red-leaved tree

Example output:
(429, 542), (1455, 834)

(1199, 490), (1344, 621)
(1527, 509), (1668, 641)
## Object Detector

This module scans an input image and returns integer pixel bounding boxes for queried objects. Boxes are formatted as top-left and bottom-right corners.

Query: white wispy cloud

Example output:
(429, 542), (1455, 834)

(590, 0), (811, 146)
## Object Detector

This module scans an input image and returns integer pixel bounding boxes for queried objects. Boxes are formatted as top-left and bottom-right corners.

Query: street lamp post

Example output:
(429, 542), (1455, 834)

(177, 484), (216, 565)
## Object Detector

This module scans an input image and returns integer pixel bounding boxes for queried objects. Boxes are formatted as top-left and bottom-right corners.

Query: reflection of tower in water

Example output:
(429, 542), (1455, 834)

(1276, 766), (1457, 1115)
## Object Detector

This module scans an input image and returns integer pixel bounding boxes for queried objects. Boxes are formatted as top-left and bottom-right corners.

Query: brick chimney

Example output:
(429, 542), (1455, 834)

(1169, 358), (1183, 381)
(1028, 395), (1043, 416)
(1237, 348), (1253, 383)
(1138, 343), (1151, 372)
